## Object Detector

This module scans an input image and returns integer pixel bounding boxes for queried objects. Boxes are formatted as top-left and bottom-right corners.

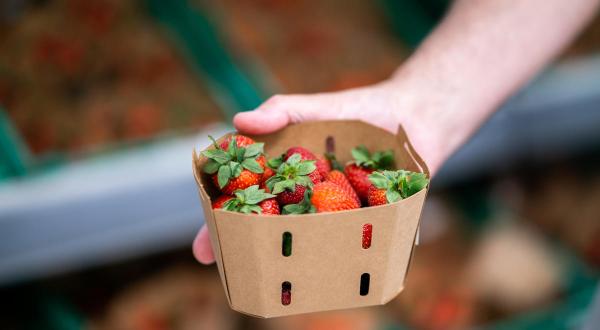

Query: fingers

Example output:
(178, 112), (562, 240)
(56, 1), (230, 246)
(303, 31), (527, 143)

(233, 94), (326, 135)
(193, 224), (215, 264)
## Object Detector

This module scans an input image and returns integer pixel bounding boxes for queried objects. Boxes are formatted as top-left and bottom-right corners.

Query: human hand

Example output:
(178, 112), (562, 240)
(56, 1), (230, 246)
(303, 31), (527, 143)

(193, 77), (453, 264)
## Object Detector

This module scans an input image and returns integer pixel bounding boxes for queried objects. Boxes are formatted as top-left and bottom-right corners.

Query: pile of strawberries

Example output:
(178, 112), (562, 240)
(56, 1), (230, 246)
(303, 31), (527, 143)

(202, 134), (428, 215)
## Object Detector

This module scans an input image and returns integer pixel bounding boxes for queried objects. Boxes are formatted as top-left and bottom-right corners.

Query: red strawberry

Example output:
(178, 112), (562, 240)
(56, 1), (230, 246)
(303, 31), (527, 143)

(367, 170), (430, 206)
(202, 135), (265, 194)
(284, 146), (316, 161)
(277, 184), (306, 205)
(326, 170), (360, 204)
(284, 146), (324, 182)
(367, 185), (387, 206)
(258, 198), (280, 215)
(310, 181), (360, 212)
(219, 134), (255, 150)
(276, 170), (321, 205)
(262, 166), (275, 185)
(345, 164), (374, 203)
(212, 195), (234, 209)
(211, 185), (278, 215)
(346, 146), (395, 203)
(212, 170), (262, 195)
(267, 153), (321, 205)
(316, 155), (331, 179)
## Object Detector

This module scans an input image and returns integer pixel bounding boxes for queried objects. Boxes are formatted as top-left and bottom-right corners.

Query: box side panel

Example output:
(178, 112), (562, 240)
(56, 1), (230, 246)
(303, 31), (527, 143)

(192, 151), (231, 303)
(215, 211), (268, 316)
(215, 199), (424, 317)
(381, 189), (427, 303)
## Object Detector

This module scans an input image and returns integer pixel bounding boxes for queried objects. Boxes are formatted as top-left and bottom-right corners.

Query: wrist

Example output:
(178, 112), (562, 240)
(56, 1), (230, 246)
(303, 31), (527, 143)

(382, 67), (480, 176)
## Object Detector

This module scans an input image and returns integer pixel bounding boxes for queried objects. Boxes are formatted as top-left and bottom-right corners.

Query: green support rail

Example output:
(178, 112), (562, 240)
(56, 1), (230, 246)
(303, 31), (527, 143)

(0, 108), (30, 179)
(146, 0), (266, 119)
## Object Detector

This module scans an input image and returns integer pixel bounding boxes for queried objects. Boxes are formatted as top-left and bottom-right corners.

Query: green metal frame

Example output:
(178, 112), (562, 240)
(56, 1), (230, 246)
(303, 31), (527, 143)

(146, 0), (266, 119)
(0, 108), (30, 179)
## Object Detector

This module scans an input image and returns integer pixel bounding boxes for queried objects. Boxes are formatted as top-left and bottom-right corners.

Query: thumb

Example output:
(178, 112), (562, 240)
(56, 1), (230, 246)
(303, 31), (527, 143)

(193, 224), (215, 264)
(233, 94), (324, 135)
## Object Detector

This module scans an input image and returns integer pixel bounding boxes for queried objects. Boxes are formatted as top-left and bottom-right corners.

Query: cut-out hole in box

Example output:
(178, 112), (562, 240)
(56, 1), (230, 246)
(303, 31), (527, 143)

(362, 224), (372, 249)
(281, 281), (292, 305)
(360, 273), (370, 296)
(282, 232), (292, 257)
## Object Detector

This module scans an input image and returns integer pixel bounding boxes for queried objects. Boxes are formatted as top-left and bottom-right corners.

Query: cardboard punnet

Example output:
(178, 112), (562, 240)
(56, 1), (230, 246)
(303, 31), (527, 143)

(192, 120), (430, 318)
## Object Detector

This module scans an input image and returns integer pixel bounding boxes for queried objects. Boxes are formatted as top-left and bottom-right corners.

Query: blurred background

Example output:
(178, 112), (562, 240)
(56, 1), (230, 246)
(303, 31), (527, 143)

(0, 0), (599, 329)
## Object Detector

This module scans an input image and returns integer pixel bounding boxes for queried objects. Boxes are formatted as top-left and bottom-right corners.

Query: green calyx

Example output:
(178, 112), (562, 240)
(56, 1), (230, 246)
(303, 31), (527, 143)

(265, 153), (317, 194)
(351, 146), (395, 170)
(202, 135), (264, 189)
(222, 185), (276, 214)
(283, 190), (316, 214)
(368, 170), (429, 203)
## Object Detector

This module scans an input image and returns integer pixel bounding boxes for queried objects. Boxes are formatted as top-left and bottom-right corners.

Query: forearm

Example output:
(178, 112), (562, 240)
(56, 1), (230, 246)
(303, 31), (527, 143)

(390, 0), (599, 172)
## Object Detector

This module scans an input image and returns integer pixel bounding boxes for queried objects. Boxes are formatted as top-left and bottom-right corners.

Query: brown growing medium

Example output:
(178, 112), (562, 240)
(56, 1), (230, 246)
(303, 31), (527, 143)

(0, 0), (222, 155)
(198, 0), (408, 93)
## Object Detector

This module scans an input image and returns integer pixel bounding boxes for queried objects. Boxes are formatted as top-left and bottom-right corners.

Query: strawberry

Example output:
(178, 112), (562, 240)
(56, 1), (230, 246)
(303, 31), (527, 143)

(262, 166), (275, 185)
(212, 185), (279, 215)
(315, 155), (331, 179)
(366, 185), (387, 206)
(344, 164), (374, 203)
(211, 170), (262, 195)
(258, 198), (280, 215)
(212, 195), (234, 209)
(345, 146), (395, 203)
(266, 153), (320, 205)
(367, 170), (429, 206)
(202, 135), (265, 194)
(284, 146), (327, 181)
(326, 170), (360, 204)
(284, 146), (316, 162)
(310, 181), (360, 213)
(219, 134), (255, 150)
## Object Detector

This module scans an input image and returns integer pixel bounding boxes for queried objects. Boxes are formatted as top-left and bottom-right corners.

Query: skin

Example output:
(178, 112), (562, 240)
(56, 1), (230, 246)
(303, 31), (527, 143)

(194, 0), (600, 264)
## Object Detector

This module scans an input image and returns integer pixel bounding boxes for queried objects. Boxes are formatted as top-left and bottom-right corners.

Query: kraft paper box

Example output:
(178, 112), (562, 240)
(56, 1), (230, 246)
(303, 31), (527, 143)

(192, 120), (430, 318)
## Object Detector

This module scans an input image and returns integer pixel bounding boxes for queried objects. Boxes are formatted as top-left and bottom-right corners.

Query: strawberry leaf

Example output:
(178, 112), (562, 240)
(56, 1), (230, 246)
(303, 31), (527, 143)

(236, 147), (246, 161)
(202, 149), (231, 164)
(267, 155), (284, 169)
(241, 158), (264, 173)
(287, 153), (302, 165)
(296, 161), (316, 176)
(248, 205), (263, 214)
(228, 137), (238, 158)
(283, 190), (315, 214)
(374, 150), (395, 169)
(245, 187), (275, 204)
(368, 172), (389, 189)
(239, 205), (252, 214)
(265, 175), (282, 191)
(402, 172), (429, 197)
(272, 179), (296, 194)
(203, 159), (221, 174)
(244, 143), (264, 158)
(351, 146), (371, 165)
(386, 189), (402, 203)
(217, 165), (232, 188)
(208, 135), (220, 149)
(222, 199), (240, 211)
(229, 161), (243, 178)
(283, 204), (304, 214)
(295, 175), (313, 187)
